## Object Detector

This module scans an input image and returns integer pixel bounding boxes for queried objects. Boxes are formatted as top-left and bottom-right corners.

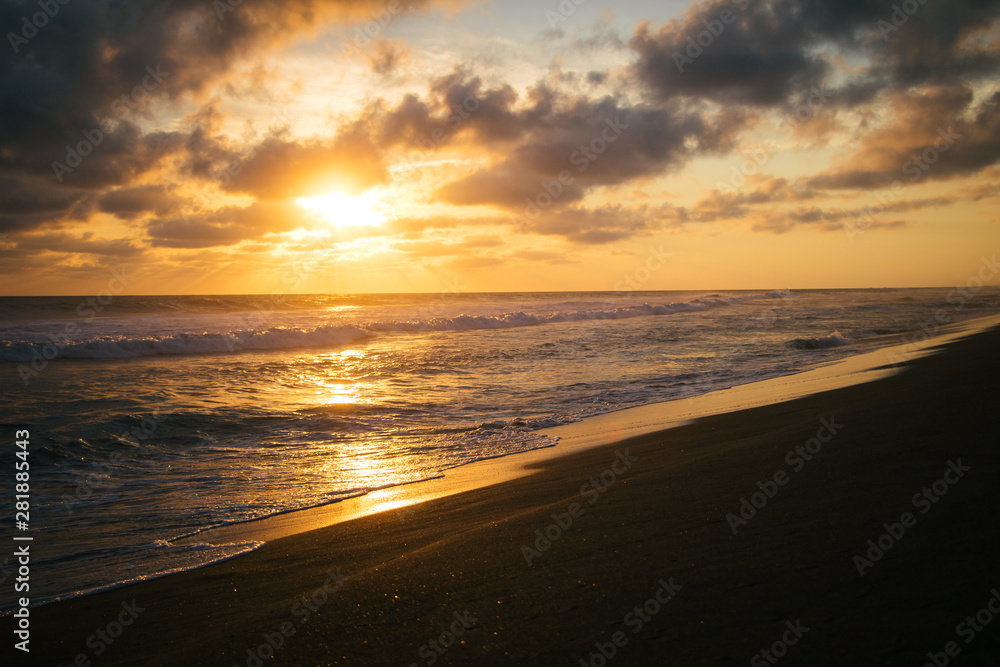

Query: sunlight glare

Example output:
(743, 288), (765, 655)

(297, 191), (391, 228)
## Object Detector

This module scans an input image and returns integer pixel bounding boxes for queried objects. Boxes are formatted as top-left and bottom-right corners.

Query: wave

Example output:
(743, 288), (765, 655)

(787, 331), (853, 350)
(0, 540), (264, 612)
(1, 291), (786, 361)
(0, 324), (372, 362)
(368, 301), (728, 332)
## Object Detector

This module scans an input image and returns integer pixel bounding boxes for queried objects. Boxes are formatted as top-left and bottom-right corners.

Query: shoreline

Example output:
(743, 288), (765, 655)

(179, 312), (1000, 548)
(8, 313), (997, 617)
(20, 314), (1000, 664)
(15, 312), (994, 614)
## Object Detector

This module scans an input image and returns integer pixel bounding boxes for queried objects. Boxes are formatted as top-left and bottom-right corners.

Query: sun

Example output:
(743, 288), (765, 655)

(297, 190), (391, 228)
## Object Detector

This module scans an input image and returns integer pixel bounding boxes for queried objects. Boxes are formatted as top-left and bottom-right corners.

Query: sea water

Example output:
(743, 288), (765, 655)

(1, 288), (998, 607)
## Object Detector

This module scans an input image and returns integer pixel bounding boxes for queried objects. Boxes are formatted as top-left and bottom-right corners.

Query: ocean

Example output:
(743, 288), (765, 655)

(1, 287), (998, 608)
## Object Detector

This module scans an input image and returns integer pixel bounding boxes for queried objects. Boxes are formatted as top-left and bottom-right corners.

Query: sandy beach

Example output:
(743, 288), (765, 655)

(15, 321), (998, 666)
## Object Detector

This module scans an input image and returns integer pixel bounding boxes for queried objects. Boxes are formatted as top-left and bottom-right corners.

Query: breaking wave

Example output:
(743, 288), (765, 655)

(788, 331), (853, 350)
(1, 291), (788, 361)
(0, 325), (372, 362)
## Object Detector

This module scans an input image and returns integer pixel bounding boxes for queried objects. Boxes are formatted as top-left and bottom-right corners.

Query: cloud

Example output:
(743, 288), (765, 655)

(629, 0), (1000, 109)
(0, 176), (86, 233)
(99, 184), (185, 219)
(0, 0), (461, 230)
(367, 37), (412, 77)
(0, 232), (144, 258)
(692, 172), (980, 234)
(750, 215), (906, 235)
(435, 95), (747, 210)
(630, 9), (826, 108)
(586, 71), (609, 86)
(513, 204), (688, 245)
(220, 129), (389, 199)
(2, 0), (998, 270)
(146, 201), (305, 248)
(569, 10), (626, 53)
(805, 85), (1000, 191)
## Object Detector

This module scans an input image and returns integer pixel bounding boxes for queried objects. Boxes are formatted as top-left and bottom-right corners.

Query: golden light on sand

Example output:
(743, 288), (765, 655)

(368, 497), (417, 514)
(297, 191), (391, 228)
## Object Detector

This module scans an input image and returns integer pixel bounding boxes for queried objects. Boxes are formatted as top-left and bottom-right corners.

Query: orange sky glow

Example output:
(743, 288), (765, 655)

(2, 0), (998, 295)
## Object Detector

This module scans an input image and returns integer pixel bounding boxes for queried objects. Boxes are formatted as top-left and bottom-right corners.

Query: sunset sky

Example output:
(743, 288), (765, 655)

(1, 0), (998, 295)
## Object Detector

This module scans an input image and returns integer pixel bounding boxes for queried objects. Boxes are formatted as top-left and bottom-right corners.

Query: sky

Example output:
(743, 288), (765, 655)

(1, 0), (998, 295)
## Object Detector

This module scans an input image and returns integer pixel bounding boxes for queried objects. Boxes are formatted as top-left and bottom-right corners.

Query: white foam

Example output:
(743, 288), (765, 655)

(0, 324), (372, 361)
(788, 331), (853, 350)
(0, 291), (784, 361)
(0, 540), (264, 612)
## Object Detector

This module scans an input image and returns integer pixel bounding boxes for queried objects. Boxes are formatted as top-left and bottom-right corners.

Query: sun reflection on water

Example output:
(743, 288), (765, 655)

(305, 349), (371, 405)
(315, 383), (361, 405)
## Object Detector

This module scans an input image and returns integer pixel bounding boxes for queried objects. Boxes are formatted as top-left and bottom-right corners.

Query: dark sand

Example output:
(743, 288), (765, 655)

(20, 325), (1000, 666)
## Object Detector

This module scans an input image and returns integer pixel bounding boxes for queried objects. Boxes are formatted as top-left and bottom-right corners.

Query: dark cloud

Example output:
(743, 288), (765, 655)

(368, 38), (411, 77)
(219, 129), (389, 200)
(0, 0), (457, 231)
(99, 184), (184, 219)
(690, 167), (984, 233)
(586, 71), (608, 86)
(805, 85), (1000, 191)
(0, 176), (85, 233)
(630, 12), (826, 107)
(427, 71), (532, 144)
(513, 204), (688, 245)
(435, 96), (747, 210)
(695, 178), (816, 212)
(3, 0), (998, 257)
(146, 202), (304, 248)
(629, 0), (1000, 108)
(0, 232), (144, 258)
(751, 216), (906, 235)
